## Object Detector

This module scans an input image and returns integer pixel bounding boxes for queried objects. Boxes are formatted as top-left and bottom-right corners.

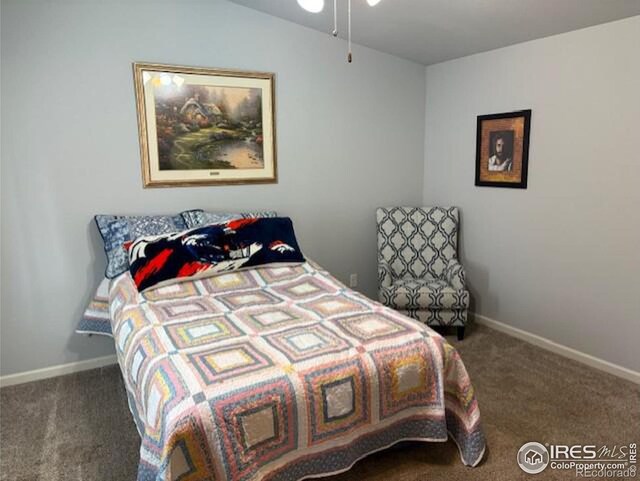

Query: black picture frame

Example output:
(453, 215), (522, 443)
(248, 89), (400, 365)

(475, 109), (531, 189)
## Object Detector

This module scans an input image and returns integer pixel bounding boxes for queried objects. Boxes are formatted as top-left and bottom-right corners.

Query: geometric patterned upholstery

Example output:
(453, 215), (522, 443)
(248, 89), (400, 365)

(381, 278), (469, 310)
(377, 207), (469, 328)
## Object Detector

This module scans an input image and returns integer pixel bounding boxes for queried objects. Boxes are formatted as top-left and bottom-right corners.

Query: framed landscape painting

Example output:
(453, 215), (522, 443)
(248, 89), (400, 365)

(475, 110), (531, 189)
(133, 62), (277, 187)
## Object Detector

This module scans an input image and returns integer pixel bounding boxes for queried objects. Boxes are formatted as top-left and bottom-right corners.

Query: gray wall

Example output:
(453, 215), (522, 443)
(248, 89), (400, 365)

(0, 0), (426, 375)
(423, 16), (640, 371)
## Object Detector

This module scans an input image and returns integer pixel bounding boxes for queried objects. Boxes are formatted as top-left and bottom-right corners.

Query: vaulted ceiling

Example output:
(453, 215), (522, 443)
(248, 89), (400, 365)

(229, 0), (640, 65)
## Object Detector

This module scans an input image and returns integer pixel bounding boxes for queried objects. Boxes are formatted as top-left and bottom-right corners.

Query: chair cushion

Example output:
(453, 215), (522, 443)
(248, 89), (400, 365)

(381, 278), (469, 310)
(397, 309), (467, 327)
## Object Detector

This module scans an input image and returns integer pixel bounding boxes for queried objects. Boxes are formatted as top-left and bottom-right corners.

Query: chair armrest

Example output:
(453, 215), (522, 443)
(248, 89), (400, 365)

(378, 259), (393, 288)
(444, 258), (466, 290)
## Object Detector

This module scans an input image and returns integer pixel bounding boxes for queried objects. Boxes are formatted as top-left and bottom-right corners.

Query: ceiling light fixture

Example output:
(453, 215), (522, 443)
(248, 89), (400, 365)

(297, 0), (324, 13)
(297, 0), (383, 63)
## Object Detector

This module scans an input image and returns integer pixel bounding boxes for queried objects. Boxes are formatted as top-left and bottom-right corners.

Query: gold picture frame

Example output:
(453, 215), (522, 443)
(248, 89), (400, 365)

(133, 62), (277, 187)
(475, 110), (531, 189)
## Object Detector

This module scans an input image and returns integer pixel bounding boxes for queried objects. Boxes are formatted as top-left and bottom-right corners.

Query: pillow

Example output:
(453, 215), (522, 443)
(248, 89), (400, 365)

(95, 213), (188, 278)
(76, 278), (112, 336)
(180, 209), (277, 229)
(128, 217), (305, 292)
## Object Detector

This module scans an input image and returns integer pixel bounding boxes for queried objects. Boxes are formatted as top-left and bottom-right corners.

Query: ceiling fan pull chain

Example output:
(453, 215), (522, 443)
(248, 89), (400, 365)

(332, 0), (338, 36)
(348, 0), (352, 63)
(298, 0), (382, 63)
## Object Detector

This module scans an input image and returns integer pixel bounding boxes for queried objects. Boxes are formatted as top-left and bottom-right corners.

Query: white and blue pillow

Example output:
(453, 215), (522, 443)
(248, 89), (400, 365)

(181, 209), (277, 229)
(95, 213), (189, 279)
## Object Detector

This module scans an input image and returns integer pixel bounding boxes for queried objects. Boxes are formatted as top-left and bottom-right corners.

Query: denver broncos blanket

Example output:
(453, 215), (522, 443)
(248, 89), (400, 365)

(127, 217), (305, 292)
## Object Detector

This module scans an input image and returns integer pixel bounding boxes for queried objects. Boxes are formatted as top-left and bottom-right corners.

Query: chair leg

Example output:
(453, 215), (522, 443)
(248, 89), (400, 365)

(429, 326), (445, 337)
(457, 326), (465, 341)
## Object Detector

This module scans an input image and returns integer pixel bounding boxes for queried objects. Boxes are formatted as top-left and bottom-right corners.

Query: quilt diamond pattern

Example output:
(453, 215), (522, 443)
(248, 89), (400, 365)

(271, 275), (338, 300)
(300, 294), (369, 318)
(164, 315), (243, 349)
(300, 358), (371, 444)
(263, 324), (351, 362)
(200, 272), (260, 294)
(234, 304), (314, 333)
(216, 290), (282, 310)
(254, 264), (310, 283)
(143, 281), (200, 302)
(209, 376), (297, 481)
(141, 357), (190, 449)
(150, 298), (222, 323)
(125, 330), (164, 388)
(187, 342), (273, 386)
(333, 311), (411, 343)
(370, 339), (441, 419)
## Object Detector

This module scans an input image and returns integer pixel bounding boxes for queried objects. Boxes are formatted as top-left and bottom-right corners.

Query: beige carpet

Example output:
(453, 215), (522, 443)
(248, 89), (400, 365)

(1, 324), (638, 481)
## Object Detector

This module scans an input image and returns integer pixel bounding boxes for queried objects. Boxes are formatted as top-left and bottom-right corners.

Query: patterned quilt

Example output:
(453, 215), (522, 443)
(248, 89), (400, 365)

(109, 261), (485, 481)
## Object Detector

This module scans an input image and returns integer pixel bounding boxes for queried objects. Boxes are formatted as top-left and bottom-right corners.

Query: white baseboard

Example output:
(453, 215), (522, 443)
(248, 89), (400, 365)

(473, 312), (640, 384)
(0, 355), (118, 388)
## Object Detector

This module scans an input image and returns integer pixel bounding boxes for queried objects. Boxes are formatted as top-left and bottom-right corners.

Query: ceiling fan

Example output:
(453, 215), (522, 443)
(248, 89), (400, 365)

(296, 0), (383, 63)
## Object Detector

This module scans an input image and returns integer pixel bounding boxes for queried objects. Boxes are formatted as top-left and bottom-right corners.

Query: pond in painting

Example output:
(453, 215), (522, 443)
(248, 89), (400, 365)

(152, 83), (264, 170)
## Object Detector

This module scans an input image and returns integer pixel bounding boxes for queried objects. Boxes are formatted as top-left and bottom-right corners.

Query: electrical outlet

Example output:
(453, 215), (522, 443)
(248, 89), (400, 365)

(349, 273), (358, 288)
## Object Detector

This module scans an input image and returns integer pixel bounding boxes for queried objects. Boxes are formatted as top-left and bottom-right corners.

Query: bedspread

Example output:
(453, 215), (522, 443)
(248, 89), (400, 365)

(109, 261), (485, 481)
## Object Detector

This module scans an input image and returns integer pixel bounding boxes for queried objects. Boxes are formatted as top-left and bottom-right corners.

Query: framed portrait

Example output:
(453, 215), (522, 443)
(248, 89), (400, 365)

(133, 62), (277, 187)
(475, 110), (531, 189)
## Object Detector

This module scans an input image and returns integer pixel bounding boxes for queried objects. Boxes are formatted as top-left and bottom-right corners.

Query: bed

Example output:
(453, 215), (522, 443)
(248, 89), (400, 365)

(107, 259), (485, 481)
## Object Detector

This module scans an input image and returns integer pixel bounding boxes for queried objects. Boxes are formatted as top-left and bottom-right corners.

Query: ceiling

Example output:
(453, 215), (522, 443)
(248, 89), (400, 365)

(229, 0), (640, 65)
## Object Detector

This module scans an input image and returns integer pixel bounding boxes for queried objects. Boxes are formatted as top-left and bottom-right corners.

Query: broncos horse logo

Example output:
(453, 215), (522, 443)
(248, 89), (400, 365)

(269, 240), (295, 254)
